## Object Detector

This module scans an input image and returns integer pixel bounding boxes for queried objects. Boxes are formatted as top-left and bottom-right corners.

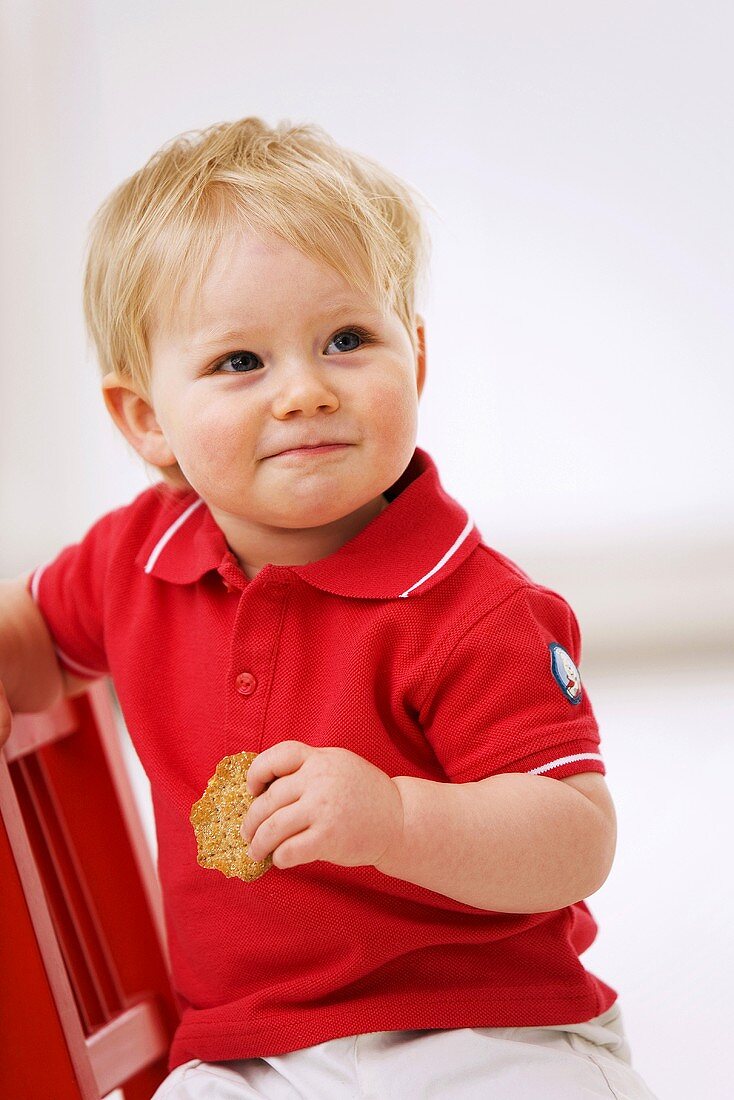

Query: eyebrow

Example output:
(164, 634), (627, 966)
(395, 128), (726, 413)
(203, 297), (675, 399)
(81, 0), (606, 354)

(190, 301), (381, 349)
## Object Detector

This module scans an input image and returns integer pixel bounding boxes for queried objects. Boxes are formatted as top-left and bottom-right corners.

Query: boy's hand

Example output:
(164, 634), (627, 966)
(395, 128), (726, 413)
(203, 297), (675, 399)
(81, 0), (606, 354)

(240, 740), (404, 870)
(0, 680), (11, 749)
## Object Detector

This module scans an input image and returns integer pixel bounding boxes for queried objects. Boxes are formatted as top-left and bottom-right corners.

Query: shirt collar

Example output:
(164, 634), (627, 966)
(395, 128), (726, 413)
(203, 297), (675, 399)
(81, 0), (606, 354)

(134, 446), (481, 600)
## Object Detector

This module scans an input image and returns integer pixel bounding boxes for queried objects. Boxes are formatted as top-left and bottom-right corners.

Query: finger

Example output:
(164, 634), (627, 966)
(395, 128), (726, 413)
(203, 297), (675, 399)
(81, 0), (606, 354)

(0, 681), (12, 749)
(271, 828), (318, 870)
(247, 802), (312, 863)
(241, 772), (301, 843)
(246, 740), (310, 796)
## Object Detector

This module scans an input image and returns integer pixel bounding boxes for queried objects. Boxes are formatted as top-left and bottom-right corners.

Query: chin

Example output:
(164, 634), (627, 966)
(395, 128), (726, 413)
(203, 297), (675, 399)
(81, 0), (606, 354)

(273, 489), (375, 528)
(277, 505), (353, 529)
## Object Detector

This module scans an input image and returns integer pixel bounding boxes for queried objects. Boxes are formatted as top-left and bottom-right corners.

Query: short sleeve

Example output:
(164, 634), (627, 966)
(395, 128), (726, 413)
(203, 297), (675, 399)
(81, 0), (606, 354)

(26, 508), (125, 679)
(418, 585), (605, 783)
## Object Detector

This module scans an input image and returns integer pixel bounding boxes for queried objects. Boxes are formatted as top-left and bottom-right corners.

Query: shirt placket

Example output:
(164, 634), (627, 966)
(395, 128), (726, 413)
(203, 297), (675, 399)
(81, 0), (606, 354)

(217, 559), (291, 758)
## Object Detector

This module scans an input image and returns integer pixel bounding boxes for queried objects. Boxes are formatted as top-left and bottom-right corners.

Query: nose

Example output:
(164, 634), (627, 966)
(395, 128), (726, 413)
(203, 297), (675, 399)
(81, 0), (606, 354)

(270, 359), (340, 419)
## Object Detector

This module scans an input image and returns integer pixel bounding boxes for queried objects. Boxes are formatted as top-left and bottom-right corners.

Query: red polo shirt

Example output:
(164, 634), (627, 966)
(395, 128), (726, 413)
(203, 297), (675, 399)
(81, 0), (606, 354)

(28, 446), (616, 1070)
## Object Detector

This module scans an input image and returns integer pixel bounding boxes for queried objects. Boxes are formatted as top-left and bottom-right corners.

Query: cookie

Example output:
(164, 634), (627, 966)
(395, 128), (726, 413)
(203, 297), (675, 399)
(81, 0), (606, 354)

(190, 751), (273, 882)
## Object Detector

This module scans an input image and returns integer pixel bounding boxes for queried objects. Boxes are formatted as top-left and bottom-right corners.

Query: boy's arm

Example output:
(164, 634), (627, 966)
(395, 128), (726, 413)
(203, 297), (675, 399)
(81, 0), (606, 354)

(374, 770), (616, 913)
(0, 574), (95, 747)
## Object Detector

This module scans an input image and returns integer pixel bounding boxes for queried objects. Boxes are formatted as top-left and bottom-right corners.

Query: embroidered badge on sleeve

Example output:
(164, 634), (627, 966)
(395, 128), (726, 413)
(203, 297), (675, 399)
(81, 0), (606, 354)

(548, 642), (583, 705)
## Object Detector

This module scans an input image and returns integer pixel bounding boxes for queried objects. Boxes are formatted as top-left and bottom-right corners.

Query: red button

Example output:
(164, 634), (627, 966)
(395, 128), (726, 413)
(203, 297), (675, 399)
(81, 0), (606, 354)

(236, 671), (257, 696)
(264, 579), (287, 595)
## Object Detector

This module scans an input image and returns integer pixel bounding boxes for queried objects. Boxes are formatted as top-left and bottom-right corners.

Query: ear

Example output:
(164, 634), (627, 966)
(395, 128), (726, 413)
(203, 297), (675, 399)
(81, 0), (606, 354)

(414, 314), (427, 399)
(101, 372), (178, 470)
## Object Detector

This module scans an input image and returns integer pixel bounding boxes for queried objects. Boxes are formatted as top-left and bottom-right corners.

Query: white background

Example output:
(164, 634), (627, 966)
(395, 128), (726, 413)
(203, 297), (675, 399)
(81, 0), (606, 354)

(2, 3), (733, 1097)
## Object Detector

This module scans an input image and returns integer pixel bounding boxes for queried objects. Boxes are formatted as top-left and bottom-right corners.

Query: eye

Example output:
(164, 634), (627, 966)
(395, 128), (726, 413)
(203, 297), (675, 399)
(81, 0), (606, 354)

(325, 327), (375, 354)
(208, 326), (374, 375)
(210, 350), (261, 374)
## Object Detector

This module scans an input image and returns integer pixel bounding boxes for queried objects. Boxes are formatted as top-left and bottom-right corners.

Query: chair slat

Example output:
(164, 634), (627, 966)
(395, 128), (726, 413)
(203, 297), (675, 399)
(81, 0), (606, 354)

(14, 753), (125, 1027)
(86, 998), (169, 1097)
(4, 698), (77, 762)
(0, 679), (180, 1097)
(0, 756), (100, 1099)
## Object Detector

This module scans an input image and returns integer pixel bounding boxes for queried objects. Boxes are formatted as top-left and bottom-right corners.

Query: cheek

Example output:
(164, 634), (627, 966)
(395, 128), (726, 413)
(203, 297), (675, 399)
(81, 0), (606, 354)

(173, 400), (252, 466)
(370, 377), (419, 442)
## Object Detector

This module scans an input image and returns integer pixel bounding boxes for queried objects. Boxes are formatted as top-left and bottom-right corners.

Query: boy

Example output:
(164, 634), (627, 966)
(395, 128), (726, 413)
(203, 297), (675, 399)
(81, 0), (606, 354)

(0, 118), (657, 1098)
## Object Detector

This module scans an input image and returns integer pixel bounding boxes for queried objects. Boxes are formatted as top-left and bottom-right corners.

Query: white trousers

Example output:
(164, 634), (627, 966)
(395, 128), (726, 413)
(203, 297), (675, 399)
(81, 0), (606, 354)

(152, 1001), (658, 1099)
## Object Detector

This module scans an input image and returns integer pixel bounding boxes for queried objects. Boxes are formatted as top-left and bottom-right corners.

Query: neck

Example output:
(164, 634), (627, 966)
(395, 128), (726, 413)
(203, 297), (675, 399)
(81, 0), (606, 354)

(215, 493), (390, 580)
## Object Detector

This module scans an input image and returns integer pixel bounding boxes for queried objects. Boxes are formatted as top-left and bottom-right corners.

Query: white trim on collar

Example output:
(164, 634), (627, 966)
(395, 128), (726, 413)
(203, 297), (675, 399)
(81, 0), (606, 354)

(144, 497), (205, 574)
(398, 514), (475, 598)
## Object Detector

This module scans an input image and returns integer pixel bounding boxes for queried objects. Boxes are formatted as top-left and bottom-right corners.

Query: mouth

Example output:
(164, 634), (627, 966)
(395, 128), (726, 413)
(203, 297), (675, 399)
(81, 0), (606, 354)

(268, 443), (352, 459)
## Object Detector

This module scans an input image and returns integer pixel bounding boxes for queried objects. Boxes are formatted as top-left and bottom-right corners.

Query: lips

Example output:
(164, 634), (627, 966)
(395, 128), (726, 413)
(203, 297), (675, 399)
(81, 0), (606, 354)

(269, 442), (350, 457)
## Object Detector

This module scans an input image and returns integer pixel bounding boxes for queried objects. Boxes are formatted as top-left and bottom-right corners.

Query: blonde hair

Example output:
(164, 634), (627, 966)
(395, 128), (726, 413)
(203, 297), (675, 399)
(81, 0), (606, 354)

(82, 117), (433, 488)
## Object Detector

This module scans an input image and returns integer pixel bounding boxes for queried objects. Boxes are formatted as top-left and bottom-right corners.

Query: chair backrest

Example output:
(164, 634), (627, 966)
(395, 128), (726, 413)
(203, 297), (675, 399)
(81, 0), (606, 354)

(0, 679), (180, 1099)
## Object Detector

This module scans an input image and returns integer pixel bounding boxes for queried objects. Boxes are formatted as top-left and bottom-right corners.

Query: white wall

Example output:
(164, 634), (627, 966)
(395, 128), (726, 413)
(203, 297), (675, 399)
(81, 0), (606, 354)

(2, 2), (730, 660)
(2, 2), (732, 638)
(2, 3), (732, 1096)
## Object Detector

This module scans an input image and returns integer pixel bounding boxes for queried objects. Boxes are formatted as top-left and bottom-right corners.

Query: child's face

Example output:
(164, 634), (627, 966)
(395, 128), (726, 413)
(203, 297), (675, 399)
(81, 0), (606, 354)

(104, 226), (425, 576)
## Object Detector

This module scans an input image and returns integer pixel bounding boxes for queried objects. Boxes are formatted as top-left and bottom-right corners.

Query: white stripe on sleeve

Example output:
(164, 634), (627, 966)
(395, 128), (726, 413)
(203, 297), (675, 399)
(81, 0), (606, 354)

(528, 753), (604, 775)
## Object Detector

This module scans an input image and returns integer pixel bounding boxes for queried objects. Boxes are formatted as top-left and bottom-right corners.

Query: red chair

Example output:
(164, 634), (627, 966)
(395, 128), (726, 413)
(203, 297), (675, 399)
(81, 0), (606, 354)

(0, 679), (180, 1099)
